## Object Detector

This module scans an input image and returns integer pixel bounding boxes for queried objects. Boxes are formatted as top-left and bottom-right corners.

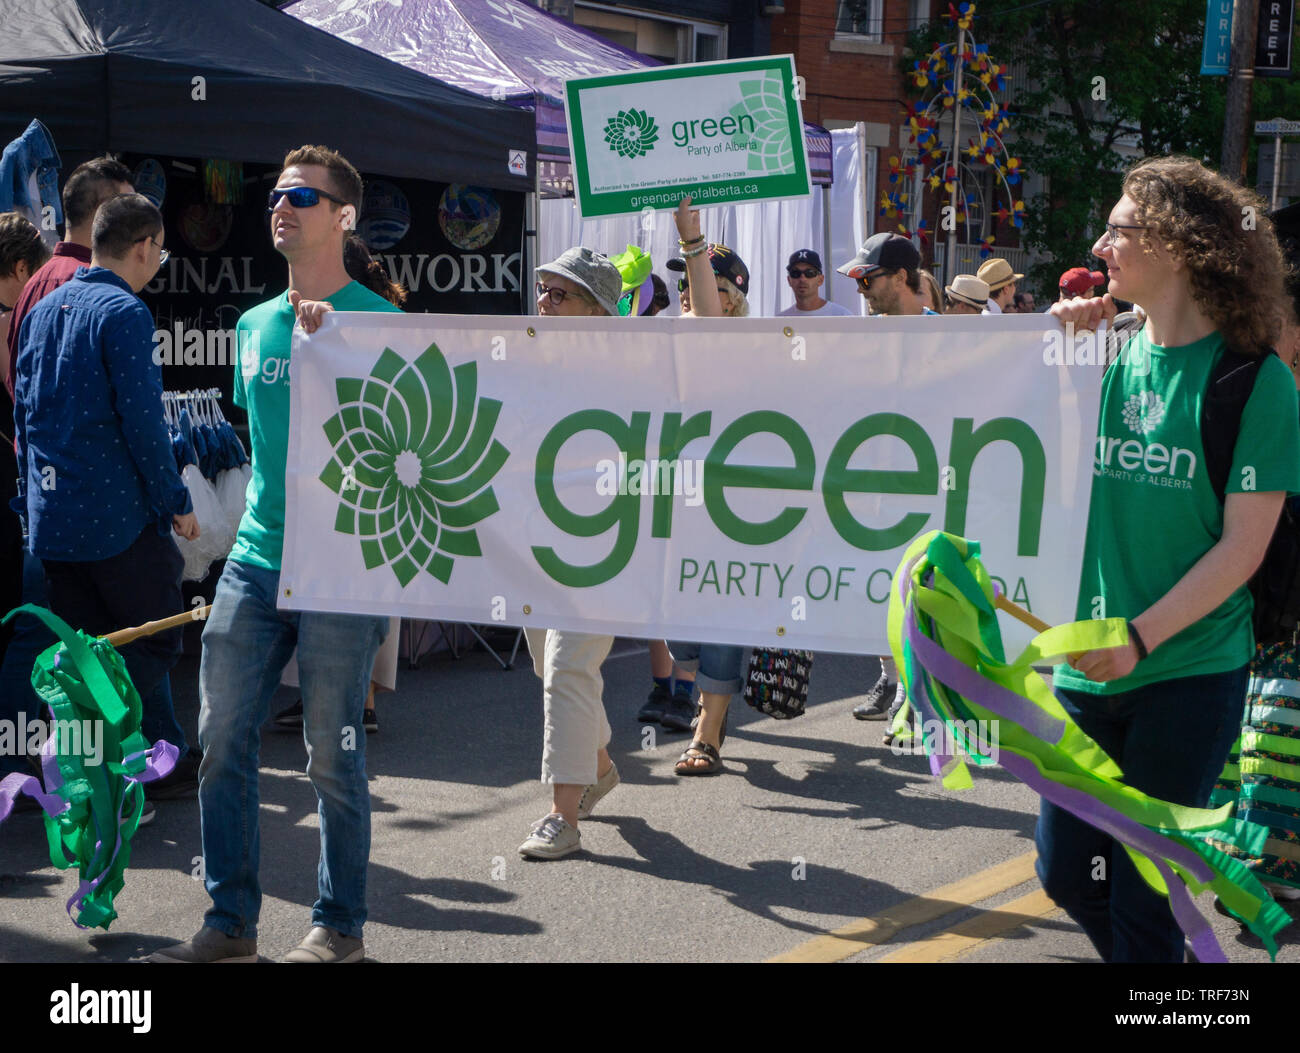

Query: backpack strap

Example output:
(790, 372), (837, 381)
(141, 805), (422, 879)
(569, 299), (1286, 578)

(1201, 348), (1275, 503)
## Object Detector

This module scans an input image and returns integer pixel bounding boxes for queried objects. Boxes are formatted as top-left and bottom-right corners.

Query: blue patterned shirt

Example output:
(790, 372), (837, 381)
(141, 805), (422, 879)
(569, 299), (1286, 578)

(11, 266), (191, 560)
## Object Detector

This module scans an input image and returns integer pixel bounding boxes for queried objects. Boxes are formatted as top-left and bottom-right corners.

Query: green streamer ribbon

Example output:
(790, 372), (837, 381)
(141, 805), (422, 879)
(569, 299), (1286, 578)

(0, 604), (175, 929)
(886, 531), (1291, 960)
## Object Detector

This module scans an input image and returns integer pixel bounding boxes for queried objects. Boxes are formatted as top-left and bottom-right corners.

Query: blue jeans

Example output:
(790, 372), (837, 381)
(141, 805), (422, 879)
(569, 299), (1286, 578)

(197, 558), (387, 939)
(1034, 664), (1248, 963)
(667, 641), (746, 696)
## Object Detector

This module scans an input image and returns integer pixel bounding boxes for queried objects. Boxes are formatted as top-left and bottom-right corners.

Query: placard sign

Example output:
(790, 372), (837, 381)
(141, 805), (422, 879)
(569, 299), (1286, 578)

(564, 56), (811, 219)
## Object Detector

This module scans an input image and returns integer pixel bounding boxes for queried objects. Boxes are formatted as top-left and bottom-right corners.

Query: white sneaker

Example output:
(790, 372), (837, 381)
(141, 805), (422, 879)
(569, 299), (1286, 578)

(518, 813), (581, 860)
(577, 762), (620, 820)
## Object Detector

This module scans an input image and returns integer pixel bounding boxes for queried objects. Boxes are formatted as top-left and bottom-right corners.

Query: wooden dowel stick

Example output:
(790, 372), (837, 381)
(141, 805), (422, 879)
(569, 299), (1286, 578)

(994, 593), (1052, 633)
(104, 605), (212, 647)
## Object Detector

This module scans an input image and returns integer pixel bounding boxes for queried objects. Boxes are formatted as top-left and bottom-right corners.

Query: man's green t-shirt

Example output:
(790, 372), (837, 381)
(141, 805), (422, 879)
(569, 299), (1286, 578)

(231, 281), (402, 571)
(1054, 329), (1300, 695)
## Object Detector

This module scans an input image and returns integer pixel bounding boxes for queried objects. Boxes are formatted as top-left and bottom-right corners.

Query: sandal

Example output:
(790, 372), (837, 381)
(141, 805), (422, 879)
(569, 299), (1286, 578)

(675, 740), (723, 776)
(689, 704), (727, 747)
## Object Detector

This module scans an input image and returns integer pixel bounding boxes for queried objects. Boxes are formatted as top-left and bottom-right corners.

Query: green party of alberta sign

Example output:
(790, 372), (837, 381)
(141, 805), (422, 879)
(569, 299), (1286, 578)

(564, 55), (812, 219)
(280, 313), (1101, 658)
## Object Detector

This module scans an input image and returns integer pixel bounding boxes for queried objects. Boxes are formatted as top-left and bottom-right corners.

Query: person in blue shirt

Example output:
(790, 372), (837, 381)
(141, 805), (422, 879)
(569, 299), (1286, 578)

(12, 193), (197, 742)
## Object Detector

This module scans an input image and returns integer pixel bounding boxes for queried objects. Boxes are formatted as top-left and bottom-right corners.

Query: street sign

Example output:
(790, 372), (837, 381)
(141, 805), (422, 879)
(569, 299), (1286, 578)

(564, 55), (811, 219)
(1201, 0), (1295, 76)
(1254, 0), (1295, 76)
(1201, 0), (1234, 75)
(1256, 119), (1300, 136)
(1258, 141), (1300, 199)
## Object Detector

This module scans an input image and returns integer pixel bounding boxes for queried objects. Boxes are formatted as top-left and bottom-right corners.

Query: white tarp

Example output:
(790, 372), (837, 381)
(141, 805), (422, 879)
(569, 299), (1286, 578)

(280, 312), (1101, 656)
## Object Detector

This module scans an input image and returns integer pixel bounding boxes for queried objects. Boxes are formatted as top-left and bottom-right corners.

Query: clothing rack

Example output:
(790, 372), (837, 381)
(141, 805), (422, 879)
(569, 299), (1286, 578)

(162, 388), (226, 429)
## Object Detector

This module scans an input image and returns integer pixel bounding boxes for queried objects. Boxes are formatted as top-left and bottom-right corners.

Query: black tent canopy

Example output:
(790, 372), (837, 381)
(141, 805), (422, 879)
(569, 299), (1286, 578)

(0, 0), (534, 190)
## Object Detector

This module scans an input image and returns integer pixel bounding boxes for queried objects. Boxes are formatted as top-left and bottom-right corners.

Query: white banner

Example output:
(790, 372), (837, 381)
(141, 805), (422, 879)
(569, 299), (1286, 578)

(281, 314), (1101, 655)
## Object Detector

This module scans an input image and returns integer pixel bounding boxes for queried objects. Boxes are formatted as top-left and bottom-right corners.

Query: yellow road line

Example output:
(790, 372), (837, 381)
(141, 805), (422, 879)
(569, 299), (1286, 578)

(874, 889), (1060, 963)
(766, 850), (1038, 963)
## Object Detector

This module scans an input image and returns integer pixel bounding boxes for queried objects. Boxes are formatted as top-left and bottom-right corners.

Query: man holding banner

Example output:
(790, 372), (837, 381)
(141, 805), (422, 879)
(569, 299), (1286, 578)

(151, 145), (396, 964)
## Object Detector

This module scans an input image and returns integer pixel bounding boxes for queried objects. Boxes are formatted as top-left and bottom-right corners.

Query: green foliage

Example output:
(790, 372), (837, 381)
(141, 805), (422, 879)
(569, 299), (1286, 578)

(903, 0), (1299, 296)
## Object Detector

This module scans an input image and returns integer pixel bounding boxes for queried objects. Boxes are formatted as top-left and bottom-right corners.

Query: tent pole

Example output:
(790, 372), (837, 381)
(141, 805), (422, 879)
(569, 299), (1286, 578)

(822, 184), (833, 300)
(525, 158), (540, 317)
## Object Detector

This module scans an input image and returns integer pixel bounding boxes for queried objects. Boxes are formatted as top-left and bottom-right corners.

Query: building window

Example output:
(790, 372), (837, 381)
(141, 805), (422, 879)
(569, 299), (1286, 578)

(574, 3), (727, 64)
(909, 0), (932, 31)
(695, 27), (723, 63)
(836, 0), (883, 41)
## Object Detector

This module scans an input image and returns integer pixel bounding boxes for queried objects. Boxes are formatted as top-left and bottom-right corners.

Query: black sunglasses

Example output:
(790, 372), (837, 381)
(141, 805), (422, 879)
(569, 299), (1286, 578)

(267, 186), (349, 212)
(535, 281), (592, 307)
(788, 268), (820, 278)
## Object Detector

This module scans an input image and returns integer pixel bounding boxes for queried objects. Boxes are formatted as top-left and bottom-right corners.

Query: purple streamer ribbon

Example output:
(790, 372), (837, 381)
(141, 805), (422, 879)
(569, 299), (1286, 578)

(902, 592), (1227, 961)
(124, 740), (178, 784)
(0, 771), (69, 824)
(905, 604), (1067, 746)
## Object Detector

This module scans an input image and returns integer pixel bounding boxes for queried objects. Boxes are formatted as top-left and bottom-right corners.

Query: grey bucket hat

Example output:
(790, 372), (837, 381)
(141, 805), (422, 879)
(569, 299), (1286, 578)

(537, 247), (624, 316)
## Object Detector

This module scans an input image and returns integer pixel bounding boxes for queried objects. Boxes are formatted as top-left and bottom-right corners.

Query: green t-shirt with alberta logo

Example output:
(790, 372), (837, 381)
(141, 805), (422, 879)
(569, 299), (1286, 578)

(1054, 329), (1300, 696)
(230, 281), (402, 571)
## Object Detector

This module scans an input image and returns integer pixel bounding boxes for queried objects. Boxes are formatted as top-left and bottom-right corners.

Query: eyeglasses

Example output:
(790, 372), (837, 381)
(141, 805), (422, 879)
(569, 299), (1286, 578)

(1102, 222), (1148, 245)
(267, 186), (349, 212)
(535, 282), (589, 307)
(789, 268), (820, 279)
(137, 234), (169, 265)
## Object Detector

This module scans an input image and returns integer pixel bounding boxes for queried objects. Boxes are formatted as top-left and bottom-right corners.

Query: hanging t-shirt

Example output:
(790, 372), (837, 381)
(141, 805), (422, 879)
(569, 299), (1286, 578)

(778, 300), (854, 317)
(1054, 329), (1300, 696)
(230, 281), (402, 571)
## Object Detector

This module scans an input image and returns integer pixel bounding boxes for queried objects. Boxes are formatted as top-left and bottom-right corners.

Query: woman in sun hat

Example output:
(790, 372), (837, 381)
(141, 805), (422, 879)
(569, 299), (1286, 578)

(516, 246), (627, 860)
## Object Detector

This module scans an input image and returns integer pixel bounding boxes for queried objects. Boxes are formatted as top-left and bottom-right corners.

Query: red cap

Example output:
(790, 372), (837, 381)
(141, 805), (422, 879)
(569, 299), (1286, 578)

(1059, 267), (1106, 296)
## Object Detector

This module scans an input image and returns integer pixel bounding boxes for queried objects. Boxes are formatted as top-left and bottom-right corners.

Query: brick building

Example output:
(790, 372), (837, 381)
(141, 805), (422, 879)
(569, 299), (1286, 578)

(771, 1), (1027, 280)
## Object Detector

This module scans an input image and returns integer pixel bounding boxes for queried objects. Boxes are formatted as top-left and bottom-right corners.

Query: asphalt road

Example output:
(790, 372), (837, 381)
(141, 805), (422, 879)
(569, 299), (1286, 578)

(2, 637), (1297, 966)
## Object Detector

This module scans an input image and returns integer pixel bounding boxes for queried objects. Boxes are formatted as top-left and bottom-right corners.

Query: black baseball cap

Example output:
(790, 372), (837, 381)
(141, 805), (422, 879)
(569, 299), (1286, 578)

(837, 233), (920, 280)
(787, 249), (822, 274)
(666, 243), (750, 293)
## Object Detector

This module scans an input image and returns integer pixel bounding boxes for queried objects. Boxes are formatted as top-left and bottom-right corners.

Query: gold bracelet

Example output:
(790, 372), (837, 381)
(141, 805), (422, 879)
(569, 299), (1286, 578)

(678, 236), (705, 248)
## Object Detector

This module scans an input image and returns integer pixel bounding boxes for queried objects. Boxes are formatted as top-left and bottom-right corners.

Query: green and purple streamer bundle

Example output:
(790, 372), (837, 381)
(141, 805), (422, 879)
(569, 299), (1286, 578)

(887, 531), (1291, 962)
(0, 605), (176, 930)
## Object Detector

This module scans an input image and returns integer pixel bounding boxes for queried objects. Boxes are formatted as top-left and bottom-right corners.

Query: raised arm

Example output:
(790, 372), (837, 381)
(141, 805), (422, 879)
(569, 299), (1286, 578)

(674, 197), (722, 318)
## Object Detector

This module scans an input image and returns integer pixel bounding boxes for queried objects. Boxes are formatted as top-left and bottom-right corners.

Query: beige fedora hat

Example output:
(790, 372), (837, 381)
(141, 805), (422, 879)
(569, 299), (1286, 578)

(976, 257), (1024, 291)
(945, 274), (990, 309)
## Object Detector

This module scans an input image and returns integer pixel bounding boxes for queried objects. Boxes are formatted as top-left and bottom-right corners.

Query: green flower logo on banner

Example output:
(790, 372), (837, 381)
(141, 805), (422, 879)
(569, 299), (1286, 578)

(731, 71), (795, 175)
(320, 344), (509, 586)
(603, 108), (660, 159)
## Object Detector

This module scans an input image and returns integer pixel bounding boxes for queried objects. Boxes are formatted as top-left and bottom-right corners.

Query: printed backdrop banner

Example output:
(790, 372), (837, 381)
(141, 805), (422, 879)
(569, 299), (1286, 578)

(281, 314), (1101, 655)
